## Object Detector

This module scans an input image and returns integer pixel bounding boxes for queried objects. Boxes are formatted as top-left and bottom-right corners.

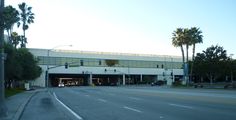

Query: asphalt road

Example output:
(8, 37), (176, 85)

(21, 86), (236, 120)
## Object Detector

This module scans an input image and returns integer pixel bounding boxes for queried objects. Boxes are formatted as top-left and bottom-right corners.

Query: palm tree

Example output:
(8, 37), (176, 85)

(172, 28), (185, 64)
(18, 2), (34, 48)
(11, 32), (21, 48)
(190, 27), (203, 61)
(172, 28), (193, 85)
(183, 28), (191, 63)
(3, 5), (19, 43)
(189, 27), (203, 83)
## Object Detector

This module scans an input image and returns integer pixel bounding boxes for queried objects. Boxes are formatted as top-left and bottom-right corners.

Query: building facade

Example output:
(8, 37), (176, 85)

(29, 48), (184, 87)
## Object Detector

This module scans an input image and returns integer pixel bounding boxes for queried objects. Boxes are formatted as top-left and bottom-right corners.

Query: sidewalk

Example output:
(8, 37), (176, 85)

(2, 89), (44, 120)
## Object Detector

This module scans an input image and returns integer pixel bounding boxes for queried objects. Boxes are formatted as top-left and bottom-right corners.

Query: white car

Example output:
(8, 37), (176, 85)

(58, 83), (65, 87)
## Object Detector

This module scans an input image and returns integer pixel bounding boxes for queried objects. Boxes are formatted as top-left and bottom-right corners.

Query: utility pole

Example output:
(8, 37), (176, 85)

(0, 0), (7, 118)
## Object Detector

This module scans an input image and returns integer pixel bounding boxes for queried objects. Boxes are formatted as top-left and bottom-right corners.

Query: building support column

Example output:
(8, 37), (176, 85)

(140, 74), (143, 82)
(123, 74), (126, 85)
(89, 73), (93, 85)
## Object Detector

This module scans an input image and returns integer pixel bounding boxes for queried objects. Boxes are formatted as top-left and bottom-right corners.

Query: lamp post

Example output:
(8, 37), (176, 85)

(46, 45), (72, 88)
(0, 0), (7, 118)
(171, 57), (174, 84)
(230, 54), (234, 83)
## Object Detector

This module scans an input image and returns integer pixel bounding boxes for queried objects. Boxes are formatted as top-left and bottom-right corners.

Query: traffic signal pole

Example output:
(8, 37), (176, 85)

(0, 0), (7, 118)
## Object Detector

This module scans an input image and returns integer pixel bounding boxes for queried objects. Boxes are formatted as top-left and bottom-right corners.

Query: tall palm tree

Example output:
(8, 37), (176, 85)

(172, 28), (185, 64)
(190, 27), (203, 61)
(18, 2), (34, 48)
(189, 27), (203, 83)
(3, 5), (19, 43)
(183, 28), (192, 63)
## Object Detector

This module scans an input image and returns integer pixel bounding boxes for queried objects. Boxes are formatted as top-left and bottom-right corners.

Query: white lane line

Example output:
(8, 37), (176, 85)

(128, 97), (142, 101)
(97, 98), (107, 102)
(85, 94), (90, 97)
(123, 106), (142, 113)
(168, 103), (193, 109)
(53, 92), (83, 120)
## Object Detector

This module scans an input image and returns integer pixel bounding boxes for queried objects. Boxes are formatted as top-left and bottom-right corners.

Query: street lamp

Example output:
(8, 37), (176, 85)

(171, 57), (174, 84)
(46, 45), (72, 88)
(230, 54), (234, 83)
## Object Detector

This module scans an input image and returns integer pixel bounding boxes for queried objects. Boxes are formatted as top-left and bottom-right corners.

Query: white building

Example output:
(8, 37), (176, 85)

(29, 48), (184, 87)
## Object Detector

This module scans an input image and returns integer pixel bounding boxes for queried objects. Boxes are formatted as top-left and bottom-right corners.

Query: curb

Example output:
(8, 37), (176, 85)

(12, 90), (39, 120)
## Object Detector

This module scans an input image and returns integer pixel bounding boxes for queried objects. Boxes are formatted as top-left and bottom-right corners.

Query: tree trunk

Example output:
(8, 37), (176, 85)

(186, 44), (189, 62)
(190, 44), (196, 84)
(210, 75), (213, 85)
(7, 30), (10, 43)
(180, 45), (185, 63)
(192, 44), (196, 61)
(186, 44), (189, 85)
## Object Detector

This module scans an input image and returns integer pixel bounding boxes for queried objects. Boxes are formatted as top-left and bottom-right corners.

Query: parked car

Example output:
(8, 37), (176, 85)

(58, 83), (65, 87)
(224, 81), (236, 89)
(151, 81), (165, 86)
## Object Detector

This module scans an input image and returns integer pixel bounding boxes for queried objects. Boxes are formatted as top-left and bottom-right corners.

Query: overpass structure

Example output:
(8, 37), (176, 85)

(29, 48), (184, 87)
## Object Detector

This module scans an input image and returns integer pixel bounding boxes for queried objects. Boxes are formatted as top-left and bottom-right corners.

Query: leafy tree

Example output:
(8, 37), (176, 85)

(17, 48), (42, 81)
(229, 60), (236, 82)
(17, 2), (34, 48)
(11, 32), (21, 48)
(193, 45), (230, 84)
(3, 5), (19, 43)
(105, 59), (119, 67)
(4, 44), (22, 88)
(4, 45), (42, 88)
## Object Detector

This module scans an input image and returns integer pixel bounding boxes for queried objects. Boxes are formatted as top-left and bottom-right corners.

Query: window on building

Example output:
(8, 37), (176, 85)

(80, 60), (84, 66)
(99, 60), (102, 65)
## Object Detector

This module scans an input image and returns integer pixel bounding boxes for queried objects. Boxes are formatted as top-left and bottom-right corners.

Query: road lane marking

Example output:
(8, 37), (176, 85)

(123, 106), (142, 113)
(128, 97), (142, 101)
(168, 103), (193, 109)
(85, 94), (90, 97)
(53, 92), (83, 120)
(97, 98), (107, 102)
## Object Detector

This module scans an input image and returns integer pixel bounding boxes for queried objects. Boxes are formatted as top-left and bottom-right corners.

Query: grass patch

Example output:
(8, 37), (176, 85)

(5, 88), (25, 98)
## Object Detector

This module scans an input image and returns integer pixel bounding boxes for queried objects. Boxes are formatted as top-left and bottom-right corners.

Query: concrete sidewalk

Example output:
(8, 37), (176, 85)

(2, 89), (45, 120)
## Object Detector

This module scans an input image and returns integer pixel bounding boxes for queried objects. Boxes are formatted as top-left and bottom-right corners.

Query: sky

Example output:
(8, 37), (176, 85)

(5, 0), (236, 58)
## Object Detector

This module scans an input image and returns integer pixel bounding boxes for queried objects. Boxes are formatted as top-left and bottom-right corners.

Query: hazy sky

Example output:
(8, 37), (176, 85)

(5, 0), (236, 57)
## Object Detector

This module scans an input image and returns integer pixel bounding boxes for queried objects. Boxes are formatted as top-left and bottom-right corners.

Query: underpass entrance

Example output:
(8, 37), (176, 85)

(92, 75), (121, 86)
(49, 74), (88, 87)
(49, 74), (122, 87)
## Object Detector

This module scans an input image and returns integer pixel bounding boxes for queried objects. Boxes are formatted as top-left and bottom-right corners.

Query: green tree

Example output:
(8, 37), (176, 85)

(3, 5), (19, 43)
(17, 48), (42, 81)
(4, 45), (42, 88)
(4, 44), (22, 88)
(17, 2), (34, 48)
(193, 45), (230, 84)
(11, 32), (21, 48)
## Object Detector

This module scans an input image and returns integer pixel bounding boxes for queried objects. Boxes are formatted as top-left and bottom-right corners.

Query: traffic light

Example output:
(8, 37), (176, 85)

(65, 62), (68, 69)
